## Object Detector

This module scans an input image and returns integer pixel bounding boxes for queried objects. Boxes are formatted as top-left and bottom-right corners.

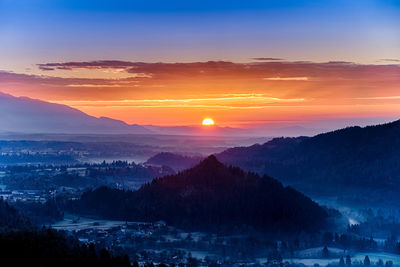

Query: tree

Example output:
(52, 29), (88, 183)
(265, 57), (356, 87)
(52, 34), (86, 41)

(339, 256), (345, 266)
(323, 232), (333, 245)
(341, 235), (349, 251)
(364, 256), (370, 266)
(123, 255), (131, 267)
(88, 242), (98, 264)
(322, 246), (329, 258)
(335, 233), (340, 244)
(186, 253), (199, 267)
(346, 255), (351, 266)
(99, 249), (111, 266)
(268, 250), (283, 263)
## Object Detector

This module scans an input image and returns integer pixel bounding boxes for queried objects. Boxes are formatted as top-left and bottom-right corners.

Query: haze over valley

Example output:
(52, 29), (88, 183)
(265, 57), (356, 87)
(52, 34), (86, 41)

(1, 0), (400, 266)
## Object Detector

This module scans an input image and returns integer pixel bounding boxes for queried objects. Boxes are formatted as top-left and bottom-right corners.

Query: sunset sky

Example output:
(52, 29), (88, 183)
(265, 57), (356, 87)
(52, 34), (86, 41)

(0, 0), (399, 128)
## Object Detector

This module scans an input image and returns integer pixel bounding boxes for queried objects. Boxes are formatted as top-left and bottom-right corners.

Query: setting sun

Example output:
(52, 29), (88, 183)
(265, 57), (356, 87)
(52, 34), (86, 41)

(202, 118), (215, 126)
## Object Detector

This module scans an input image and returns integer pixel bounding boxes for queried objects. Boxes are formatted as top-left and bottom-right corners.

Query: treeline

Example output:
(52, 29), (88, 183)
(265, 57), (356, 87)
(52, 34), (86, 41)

(0, 154), (77, 165)
(2, 160), (175, 191)
(0, 198), (31, 230)
(0, 228), (134, 267)
(12, 199), (64, 225)
(86, 160), (175, 180)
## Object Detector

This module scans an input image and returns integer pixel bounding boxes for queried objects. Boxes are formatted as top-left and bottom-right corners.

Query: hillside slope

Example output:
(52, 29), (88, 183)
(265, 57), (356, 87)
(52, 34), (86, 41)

(217, 120), (400, 200)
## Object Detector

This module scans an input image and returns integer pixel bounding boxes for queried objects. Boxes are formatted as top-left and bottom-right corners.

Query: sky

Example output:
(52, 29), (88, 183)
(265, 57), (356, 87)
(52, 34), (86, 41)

(0, 0), (399, 129)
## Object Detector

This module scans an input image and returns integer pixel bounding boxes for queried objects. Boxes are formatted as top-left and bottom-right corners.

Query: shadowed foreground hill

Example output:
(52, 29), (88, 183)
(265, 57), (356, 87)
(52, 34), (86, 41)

(71, 156), (329, 232)
(217, 120), (400, 197)
(0, 199), (134, 267)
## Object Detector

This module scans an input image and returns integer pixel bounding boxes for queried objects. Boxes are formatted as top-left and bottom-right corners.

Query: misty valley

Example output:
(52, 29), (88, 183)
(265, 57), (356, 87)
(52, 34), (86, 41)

(1, 121), (400, 266)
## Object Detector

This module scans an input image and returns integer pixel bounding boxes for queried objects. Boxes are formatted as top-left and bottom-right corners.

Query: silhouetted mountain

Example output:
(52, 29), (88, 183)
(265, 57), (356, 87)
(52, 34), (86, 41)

(0, 92), (151, 134)
(70, 156), (329, 232)
(217, 120), (400, 200)
(145, 152), (203, 171)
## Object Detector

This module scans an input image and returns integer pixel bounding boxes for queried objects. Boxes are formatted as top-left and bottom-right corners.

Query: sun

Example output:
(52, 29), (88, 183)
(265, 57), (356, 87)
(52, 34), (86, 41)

(202, 118), (215, 126)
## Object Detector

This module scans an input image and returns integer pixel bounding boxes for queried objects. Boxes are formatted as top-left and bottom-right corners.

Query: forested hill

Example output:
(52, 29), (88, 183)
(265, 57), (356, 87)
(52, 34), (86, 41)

(70, 155), (329, 233)
(216, 119), (400, 195)
(0, 198), (31, 230)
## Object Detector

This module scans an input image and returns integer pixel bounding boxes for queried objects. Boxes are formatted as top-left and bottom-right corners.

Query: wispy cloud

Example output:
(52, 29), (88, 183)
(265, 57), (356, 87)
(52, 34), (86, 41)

(37, 60), (139, 71)
(378, 59), (400, 63)
(252, 57), (284, 61)
(356, 96), (400, 100)
(263, 77), (309, 81)
(51, 94), (305, 110)
(66, 84), (139, 88)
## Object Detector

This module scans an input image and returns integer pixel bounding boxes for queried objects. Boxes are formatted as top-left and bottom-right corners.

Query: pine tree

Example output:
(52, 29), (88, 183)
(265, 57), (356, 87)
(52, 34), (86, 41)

(339, 256), (345, 266)
(364, 256), (370, 266)
(346, 255), (351, 266)
(322, 246), (329, 258)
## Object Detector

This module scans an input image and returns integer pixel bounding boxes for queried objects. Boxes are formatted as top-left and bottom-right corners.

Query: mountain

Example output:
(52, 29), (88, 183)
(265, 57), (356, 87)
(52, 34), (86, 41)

(145, 152), (203, 171)
(216, 120), (400, 203)
(0, 92), (151, 134)
(70, 155), (330, 232)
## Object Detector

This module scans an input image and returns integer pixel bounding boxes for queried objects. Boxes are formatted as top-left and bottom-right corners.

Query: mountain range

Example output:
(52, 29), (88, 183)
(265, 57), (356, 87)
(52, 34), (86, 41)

(0, 91), (324, 136)
(0, 92), (251, 136)
(0, 92), (151, 134)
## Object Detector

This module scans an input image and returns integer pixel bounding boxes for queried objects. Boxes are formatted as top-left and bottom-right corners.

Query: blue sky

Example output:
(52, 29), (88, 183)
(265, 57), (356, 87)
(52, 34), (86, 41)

(0, 0), (399, 73)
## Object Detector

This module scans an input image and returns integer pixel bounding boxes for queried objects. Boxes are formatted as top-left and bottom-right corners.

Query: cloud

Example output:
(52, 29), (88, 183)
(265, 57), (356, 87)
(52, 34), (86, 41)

(37, 60), (139, 71)
(39, 67), (56, 71)
(1, 60), (399, 105)
(263, 77), (309, 81)
(379, 59), (400, 63)
(53, 94), (304, 106)
(252, 57), (284, 61)
(66, 84), (133, 88)
(356, 96), (400, 100)
(35, 60), (400, 81)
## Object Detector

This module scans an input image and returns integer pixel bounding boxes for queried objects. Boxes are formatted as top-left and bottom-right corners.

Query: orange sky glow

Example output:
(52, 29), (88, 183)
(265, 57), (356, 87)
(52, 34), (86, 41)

(1, 61), (399, 127)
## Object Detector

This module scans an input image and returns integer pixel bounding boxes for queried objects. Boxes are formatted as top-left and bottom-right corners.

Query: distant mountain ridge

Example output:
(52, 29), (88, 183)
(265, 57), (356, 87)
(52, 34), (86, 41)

(0, 92), (151, 134)
(71, 155), (330, 232)
(216, 119), (400, 200)
(0, 92), (261, 136)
